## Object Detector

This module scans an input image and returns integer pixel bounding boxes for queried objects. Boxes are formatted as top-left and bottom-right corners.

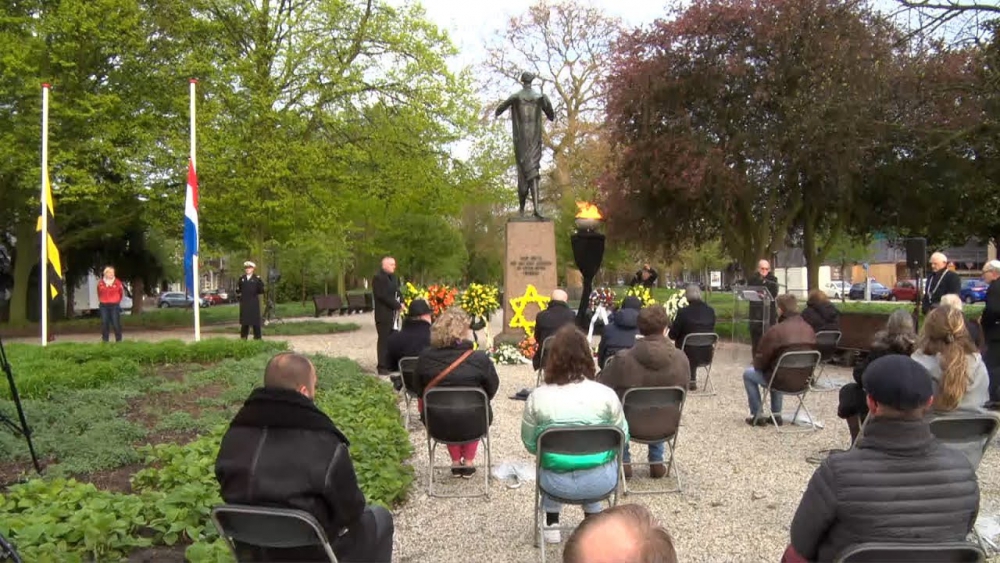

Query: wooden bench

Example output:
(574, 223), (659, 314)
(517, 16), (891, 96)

(346, 294), (368, 314)
(313, 294), (344, 317)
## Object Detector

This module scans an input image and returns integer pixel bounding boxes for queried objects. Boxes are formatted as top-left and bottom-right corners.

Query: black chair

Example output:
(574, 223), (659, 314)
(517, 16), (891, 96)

(211, 504), (339, 562)
(834, 541), (985, 563)
(760, 350), (822, 433)
(535, 336), (554, 387)
(680, 332), (719, 395)
(812, 330), (843, 391)
(928, 412), (1000, 471)
(398, 357), (420, 430)
(533, 426), (625, 563)
(621, 386), (686, 494)
(423, 387), (492, 498)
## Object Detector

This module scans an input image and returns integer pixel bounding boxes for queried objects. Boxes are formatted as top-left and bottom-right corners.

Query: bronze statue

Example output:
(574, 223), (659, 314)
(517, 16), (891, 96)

(496, 71), (555, 219)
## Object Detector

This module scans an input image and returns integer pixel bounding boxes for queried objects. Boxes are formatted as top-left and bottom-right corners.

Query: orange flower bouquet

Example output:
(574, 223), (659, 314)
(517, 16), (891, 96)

(426, 284), (459, 319)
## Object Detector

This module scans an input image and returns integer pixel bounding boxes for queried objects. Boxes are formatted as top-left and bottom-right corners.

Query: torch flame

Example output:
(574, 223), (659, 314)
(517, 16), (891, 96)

(575, 202), (603, 220)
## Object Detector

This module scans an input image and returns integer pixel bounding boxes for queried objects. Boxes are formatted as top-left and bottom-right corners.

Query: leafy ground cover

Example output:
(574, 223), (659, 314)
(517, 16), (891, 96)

(204, 320), (359, 337)
(0, 341), (412, 561)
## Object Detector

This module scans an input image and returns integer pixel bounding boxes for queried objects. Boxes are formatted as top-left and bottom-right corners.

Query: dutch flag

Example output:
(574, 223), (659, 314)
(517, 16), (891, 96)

(183, 159), (199, 297)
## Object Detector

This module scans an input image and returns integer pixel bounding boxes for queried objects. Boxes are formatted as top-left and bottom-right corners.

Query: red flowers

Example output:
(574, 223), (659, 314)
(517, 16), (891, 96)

(426, 284), (458, 319)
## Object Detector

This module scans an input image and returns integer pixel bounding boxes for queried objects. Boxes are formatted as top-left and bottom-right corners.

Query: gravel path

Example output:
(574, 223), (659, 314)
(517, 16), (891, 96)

(17, 315), (1000, 561)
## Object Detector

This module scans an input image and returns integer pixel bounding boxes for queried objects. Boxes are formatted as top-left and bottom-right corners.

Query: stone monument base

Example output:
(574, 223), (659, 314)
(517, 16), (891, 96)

(503, 220), (557, 338)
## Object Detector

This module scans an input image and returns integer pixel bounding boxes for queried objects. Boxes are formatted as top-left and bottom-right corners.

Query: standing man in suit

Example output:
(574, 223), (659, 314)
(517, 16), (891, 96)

(980, 260), (1000, 404)
(747, 259), (779, 356)
(922, 251), (962, 313)
(236, 261), (265, 340)
(373, 256), (401, 375)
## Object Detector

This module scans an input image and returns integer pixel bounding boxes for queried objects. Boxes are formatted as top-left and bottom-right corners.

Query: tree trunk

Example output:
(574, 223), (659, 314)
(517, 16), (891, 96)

(8, 221), (37, 324)
(803, 213), (819, 292)
(301, 267), (306, 306)
(132, 278), (145, 315)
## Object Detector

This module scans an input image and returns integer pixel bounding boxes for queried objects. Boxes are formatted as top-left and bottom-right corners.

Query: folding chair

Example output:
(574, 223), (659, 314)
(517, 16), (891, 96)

(928, 412), (1000, 471)
(398, 357), (420, 430)
(533, 425), (625, 563)
(423, 387), (492, 498)
(812, 330), (843, 391)
(211, 504), (339, 562)
(535, 336), (554, 387)
(834, 541), (985, 563)
(760, 350), (822, 433)
(621, 386), (686, 495)
(680, 333), (719, 395)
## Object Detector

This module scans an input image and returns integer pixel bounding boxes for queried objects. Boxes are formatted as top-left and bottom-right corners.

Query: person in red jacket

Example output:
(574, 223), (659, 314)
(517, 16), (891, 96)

(98, 266), (125, 342)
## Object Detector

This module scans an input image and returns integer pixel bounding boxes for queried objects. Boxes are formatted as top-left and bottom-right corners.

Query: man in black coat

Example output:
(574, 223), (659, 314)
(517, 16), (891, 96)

(597, 296), (641, 368)
(668, 285), (716, 390)
(785, 355), (978, 562)
(746, 259), (779, 356)
(532, 289), (577, 371)
(236, 261), (265, 340)
(980, 260), (1000, 403)
(372, 256), (401, 375)
(922, 251), (962, 314)
(386, 299), (433, 391)
(630, 263), (658, 288)
(215, 353), (394, 562)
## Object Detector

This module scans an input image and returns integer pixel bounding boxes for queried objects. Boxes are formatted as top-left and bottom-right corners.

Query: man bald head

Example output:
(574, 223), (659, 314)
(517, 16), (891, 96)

(758, 259), (771, 277)
(930, 252), (947, 273)
(264, 352), (317, 400)
(551, 289), (568, 302)
(563, 504), (677, 563)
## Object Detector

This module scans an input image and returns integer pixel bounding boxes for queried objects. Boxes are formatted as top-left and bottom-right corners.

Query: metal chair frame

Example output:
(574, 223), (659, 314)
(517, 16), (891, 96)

(398, 356), (420, 430)
(834, 541), (986, 563)
(532, 425), (625, 563)
(423, 386), (492, 498)
(759, 350), (822, 433)
(211, 504), (339, 562)
(621, 386), (686, 495)
(812, 330), (843, 391)
(680, 332), (719, 395)
(535, 336), (554, 387)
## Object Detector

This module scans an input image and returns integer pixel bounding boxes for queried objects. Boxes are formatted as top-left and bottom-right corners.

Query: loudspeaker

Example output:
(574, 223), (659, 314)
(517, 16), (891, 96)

(904, 238), (927, 270)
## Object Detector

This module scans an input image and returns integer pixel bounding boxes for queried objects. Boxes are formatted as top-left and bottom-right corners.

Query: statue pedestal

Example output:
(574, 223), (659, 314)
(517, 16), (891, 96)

(503, 220), (557, 338)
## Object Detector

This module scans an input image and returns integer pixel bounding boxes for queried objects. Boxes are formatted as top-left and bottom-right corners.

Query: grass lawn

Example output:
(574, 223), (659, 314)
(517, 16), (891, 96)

(204, 320), (359, 336)
(0, 339), (411, 561)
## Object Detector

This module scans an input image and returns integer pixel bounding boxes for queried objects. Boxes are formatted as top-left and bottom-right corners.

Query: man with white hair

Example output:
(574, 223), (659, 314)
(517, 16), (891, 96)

(373, 256), (401, 375)
(532, 288), (577, 371)
(922, 251), (961, 314)
(747, 258), (779, 356)
(980, 259), (1000, 404)
(668, 284), (716, 390)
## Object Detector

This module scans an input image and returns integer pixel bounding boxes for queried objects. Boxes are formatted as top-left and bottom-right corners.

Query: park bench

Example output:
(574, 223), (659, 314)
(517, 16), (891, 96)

(346, 294), (368, 314)
(313, 294), (344, 317)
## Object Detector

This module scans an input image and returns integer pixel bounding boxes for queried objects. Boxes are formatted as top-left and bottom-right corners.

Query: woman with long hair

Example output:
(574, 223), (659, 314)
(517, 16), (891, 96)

(912, 305), (989, 412)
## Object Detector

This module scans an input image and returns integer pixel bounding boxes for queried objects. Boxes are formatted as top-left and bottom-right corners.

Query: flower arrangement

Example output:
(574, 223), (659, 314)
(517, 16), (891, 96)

(617, 285), (656, 308)
(662, 290), (689, 321)
(460, 283), (501, 319)
(589, 287), (616, 311)
(426, 284), (458, 318)
(401, 282), (429, 314)
(490, 342), (530, 365)
(518, 336), (538, 360)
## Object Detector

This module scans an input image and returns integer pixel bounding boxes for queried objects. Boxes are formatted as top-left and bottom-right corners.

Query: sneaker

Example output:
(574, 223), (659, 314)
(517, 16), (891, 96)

(460, 466), (477, 479)
(622, 463), (632, 479)
(389, 375), (403, 392)
(688, 380), (698, 391)
(745, 416), (766, 427)
(542, 526), (561, 544)
(649, 463), (667, 479)
(766, 415), (784, 427)
(451, 465), (464, 478)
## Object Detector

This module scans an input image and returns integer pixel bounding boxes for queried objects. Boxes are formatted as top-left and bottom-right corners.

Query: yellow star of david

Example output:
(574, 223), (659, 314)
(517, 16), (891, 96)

(509, 284), (551, 338)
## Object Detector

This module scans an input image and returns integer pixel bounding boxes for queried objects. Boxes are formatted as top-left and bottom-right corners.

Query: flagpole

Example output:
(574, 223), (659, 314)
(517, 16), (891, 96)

(190, 79), (200, 342)
(40, 84), (50, 347)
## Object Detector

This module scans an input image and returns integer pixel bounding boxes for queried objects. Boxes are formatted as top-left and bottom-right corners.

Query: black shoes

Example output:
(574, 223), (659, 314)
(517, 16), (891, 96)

(688, 380), (698, 391)
(745, 415), (783, 427)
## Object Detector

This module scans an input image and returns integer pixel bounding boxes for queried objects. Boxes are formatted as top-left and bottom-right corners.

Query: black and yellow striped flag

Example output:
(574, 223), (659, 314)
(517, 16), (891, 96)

(36, 170), (64, 299)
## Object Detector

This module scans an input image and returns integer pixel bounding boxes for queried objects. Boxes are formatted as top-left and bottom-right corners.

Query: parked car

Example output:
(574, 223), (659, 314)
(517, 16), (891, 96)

(158, 292), (209, 308)
(849, 282), (891, 301)
(824, 281), (850, 299)
(960, 279), (989, 304)
(890, 280), (919, 302)
(201, 289), (228, 306)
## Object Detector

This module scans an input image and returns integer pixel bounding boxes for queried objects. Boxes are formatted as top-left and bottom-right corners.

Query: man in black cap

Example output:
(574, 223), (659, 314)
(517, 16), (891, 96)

(386, 299), (433, 391)
(784, 355), (979, 563)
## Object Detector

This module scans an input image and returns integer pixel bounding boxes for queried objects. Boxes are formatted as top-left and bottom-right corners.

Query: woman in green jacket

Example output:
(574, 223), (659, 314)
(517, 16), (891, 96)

(521, 325), (629, 545)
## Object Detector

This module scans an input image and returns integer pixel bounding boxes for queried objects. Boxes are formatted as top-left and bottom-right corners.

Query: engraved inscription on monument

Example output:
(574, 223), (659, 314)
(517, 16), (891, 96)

(510, 255), (553, 277)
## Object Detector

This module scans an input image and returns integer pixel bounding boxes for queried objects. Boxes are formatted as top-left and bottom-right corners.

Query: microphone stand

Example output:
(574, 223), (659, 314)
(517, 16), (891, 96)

(0, 334), (42, 475)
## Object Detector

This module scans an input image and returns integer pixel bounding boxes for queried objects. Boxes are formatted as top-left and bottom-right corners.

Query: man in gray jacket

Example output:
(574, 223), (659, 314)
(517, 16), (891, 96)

(784, 355), (979, 562)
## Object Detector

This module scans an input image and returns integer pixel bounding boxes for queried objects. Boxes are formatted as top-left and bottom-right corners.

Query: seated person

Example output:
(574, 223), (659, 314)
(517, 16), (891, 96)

(838, 309), (916, 444)
(601, 306), (689, 478)
(415, 307), (499, 477)
(563, 504), (677, 563)
(386, 299), (433, 390)
(215, 352), (394, 562)
(522, 325), (628, 544)
(911, 305), (990, 412)
(941, 294), (984, 350)
(784, 355), (979, 563)
(668, 284), (716, 390)
(742, 294), (816, 426)
(800, 289), (839, 333)
(596, 296), (641, 368)
(533, 289), (578, 371)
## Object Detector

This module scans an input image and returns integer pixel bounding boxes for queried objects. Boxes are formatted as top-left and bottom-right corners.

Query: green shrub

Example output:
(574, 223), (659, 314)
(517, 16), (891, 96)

(205, 321), (359, 336)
